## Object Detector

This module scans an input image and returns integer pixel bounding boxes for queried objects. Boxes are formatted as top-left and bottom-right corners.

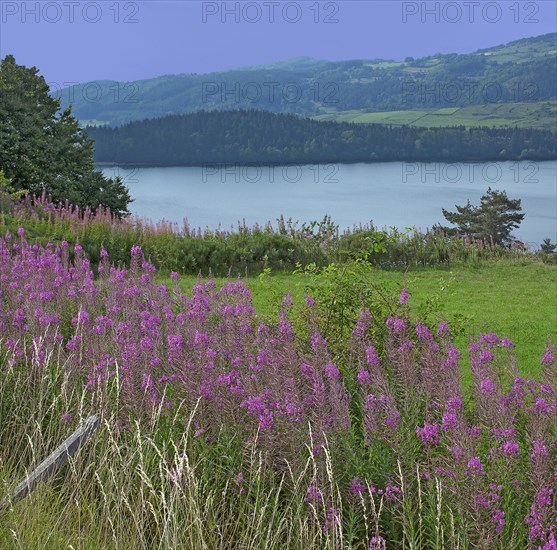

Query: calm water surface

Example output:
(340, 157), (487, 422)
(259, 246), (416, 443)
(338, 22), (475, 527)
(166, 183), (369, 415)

(100, 161), (557, 247)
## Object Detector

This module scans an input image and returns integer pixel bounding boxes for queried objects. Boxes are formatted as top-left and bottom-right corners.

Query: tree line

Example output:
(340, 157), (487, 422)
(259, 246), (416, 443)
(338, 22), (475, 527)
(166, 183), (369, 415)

(86, 109), (557, 166)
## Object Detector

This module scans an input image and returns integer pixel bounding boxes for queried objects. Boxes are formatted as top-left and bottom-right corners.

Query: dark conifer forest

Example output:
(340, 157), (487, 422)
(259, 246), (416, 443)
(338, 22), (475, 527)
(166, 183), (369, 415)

(87, 109), (556, 166)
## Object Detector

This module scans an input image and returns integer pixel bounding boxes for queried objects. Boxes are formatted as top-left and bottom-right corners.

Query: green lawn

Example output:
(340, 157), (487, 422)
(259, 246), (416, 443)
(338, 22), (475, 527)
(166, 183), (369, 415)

(163, 260), (557, 380)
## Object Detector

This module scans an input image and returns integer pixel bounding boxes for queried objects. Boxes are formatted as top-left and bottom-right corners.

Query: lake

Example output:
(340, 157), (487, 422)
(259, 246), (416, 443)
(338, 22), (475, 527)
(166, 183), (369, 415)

(100, 161), (557, 248)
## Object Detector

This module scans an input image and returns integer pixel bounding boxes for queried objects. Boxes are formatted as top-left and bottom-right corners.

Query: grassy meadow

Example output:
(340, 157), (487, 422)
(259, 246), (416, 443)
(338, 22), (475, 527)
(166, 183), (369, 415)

(0, 201), (556, 549)
(165, 259), (557, 382)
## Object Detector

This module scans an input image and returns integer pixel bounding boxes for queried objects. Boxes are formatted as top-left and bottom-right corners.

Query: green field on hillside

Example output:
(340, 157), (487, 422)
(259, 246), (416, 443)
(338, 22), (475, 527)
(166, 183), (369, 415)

(314, 101), (557, 130)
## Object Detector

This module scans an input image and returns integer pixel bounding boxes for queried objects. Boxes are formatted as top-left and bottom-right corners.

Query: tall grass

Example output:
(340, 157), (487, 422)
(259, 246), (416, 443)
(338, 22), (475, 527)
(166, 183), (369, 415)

(0, 235), (555, 548)
(0, 192), (548, 278)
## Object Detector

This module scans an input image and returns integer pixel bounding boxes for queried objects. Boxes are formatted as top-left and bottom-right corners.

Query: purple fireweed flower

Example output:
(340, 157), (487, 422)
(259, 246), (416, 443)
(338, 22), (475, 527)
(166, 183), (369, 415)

(306, 483), (323, 504)
(369, 536), (387, 550)
(416, 422), (440, 446)
(358, 369), (372, 386)
(231, 472), (245, 495)
(305, 296), (315, 307)
(257, 408), (273, 430)
(526, 486), (554, 543)
(131, 245), (142, 257)
(194, 330), (209, 347)
(539, 533), (557, 550)
(531, 440), (550, 459)
(501, 338), (515, 348)
(366, 346), (381, 368)
(352, 308), (371, 337)
(466, 457), (486, 476)
(399, 287), (409, 305)
(446, 396), (463, 413)
(140, 336), (154, 352)
(386, 317), (406, 334)
(490, 426), (517, 438)
(441, 412), (459, 431)
(416, 323), (433, 342)
(170, 271), (180, 280)
(492, 508), (506, 534)
(385, 484), (401, 501)
(384, 409), (401, 430)
(469, 342), (480, 353)
(350, 477), (366, 496)
(141, 373), (155, 390)
(300, 363), (314, 377)
(541, 346), (555, 367)
(480, 377), (497, 395)
(323, 506), (339, 533)
(479, 333), (502, 347)
(437, 321), (449, 336)
(324, 362), (341, 380)
(310, 332), (328, 353)
(534, 398), (551, 414)
(435, 467), (455, 479)
(278, 313), (293, 335)
(500, 440), (520, 457)
(451, 445), (465, 459)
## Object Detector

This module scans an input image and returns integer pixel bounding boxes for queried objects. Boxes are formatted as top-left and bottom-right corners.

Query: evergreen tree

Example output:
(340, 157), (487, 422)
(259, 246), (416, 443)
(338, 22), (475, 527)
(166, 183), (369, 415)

(442, 188), (525, 245)
(0, 55), (131, 215)
(540, 238), (556, 253)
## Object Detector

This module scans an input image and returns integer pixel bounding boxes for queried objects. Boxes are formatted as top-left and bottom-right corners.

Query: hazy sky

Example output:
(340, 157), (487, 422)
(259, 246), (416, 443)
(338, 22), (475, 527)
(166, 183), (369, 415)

(1, 1), (556, 84)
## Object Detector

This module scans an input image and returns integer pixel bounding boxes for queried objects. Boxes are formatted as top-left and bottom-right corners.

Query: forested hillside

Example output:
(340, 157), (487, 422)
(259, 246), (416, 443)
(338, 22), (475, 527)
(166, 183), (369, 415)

(61, 33), (557, 128)
(86, 109), (557, 165)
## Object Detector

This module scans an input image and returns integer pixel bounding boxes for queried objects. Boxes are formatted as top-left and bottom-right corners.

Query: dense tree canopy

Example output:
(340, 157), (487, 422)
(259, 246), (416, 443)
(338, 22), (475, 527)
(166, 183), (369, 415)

(86, 109), (557, 165)
(0, 55), (131, 215)
(442, 188), (525, 245)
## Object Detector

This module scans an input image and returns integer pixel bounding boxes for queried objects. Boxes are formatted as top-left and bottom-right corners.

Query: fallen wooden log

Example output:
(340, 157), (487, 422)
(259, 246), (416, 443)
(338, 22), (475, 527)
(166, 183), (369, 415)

(0, 415), (100, 511)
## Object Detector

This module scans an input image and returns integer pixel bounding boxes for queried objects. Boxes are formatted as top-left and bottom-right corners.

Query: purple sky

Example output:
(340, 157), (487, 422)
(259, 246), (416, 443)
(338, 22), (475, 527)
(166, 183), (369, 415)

(1, 1), (556, 85)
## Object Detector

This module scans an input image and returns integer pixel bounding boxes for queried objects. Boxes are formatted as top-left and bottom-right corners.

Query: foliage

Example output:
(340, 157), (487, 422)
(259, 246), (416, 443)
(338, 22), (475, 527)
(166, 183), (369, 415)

(539, 239), (557, 265)
(442, 188), (525, 245)
(0, 237), (555, 548)
(86, 109), (557, 165)
(59, 33), (557, 127)
(541, 238), (557, 254)
(0, 55), (132, 215)
(294, 260), (397, 359)
(0, 195), (543, 278)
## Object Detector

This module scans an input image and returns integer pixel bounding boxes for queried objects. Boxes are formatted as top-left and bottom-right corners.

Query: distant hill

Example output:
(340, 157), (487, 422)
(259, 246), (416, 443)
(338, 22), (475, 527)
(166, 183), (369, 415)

(86, 109), (557, 166)
(57, 33), (557, 129)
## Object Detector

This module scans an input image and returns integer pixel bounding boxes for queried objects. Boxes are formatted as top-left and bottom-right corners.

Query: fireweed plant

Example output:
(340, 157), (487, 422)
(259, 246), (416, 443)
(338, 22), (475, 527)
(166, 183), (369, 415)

(1, 192), (551, 278)
(0, 233), (555, 548)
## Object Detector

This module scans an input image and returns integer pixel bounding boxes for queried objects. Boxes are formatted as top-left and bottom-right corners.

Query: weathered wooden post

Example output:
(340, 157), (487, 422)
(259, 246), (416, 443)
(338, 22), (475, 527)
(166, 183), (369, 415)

(0, 415), (100, 511)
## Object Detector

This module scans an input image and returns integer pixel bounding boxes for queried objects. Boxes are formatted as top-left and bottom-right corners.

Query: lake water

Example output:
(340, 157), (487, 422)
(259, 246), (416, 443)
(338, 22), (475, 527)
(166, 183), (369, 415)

(100, 161), (557, 248)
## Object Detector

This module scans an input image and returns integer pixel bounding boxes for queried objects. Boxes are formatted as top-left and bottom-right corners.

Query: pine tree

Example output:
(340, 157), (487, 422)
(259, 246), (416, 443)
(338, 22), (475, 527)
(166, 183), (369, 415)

(442, 188), (525, 245)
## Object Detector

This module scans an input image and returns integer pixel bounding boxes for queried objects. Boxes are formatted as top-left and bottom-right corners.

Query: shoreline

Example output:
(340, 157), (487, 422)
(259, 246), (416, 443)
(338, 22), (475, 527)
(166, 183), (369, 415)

(95, 157), (557, 169)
